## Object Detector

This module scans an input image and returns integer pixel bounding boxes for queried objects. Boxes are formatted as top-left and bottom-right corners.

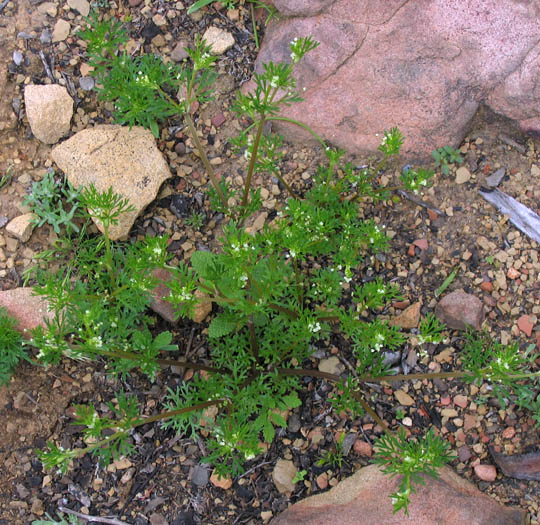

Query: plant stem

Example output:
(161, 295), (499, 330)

(184, 112), (228, 210)
(266, 116), (327, 148)
(241, 116), (265, 211)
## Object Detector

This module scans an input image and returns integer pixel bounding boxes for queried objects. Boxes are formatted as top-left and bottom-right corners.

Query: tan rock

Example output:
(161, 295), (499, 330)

(52, 19), (71, 42)
(389, 301), (421, 329)
(394, 389), (415, 406)
(455, 166), (471, 184)
(210, 470), (232, 489)
(5, 213), (36, 242)
(272, 459), (297, 494)
(318, 356), (344, 375)
(203, 26), (235, 55)
(24, 85), (73, 144)
(192, 289), (212, 323)
(67, 0), (90, 16)
(52, 125), (172, 239)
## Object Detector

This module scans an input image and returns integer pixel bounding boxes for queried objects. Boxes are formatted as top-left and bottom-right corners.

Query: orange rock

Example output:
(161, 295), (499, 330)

(210, 470), (233, 490)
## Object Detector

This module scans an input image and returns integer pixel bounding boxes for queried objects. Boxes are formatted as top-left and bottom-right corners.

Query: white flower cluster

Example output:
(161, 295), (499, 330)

(308, 321), (321, 334)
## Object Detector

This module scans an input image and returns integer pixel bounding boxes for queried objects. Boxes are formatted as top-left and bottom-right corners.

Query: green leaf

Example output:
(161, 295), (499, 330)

(269, 411), (287, 427)
(208, 315), (237, 338)
(187, 0), (214, 14)
(282, 393), (301, 409)
(153, 331), (176, 351)
(190, 250), (215, 279)
(263, 419), (275, 443)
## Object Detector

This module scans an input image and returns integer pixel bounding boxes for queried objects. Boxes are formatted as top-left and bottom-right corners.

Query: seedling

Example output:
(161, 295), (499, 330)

(432, 146), (463, 175)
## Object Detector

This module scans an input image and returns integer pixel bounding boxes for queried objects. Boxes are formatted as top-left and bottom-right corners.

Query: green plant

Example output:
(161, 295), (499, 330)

(185, 210), (206, 229)
(23, 170), (81, 234)
(418, 313), (446, 345)
(186, 0), (277, 49)
(432, 145), (463, 175)
(0, 164), (13, 190)
(0, 307), (28, 386)
(373, 428), (454, 515)
(317, 432), (346, 468)
(18, 17), (537, 517)
(32, 512), (83, 525)
(292, 469), (307, 483)
(395, 408), (406, 420)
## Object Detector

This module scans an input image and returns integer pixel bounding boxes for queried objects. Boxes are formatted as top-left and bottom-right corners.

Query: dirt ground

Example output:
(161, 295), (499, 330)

(0, 1), (539, 524)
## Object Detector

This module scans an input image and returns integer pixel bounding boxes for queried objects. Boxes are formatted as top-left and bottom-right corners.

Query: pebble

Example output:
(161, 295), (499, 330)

(394, 389), (415, 406)
(202, 26), (235, 55)
(40, 30), (52, 44)
(191, 465), (209, 487)
(318, 356), (344, 375)
(13, 50), (23, 67)
(78, 76), (95, 91)
(517, 314), (534, 337)
(455, 166), (471, 184)
(272, 459), (297, 494)
(486, 167), (506, 187)
(52, 20), (71, 43)
(474, 464), (497, 482)
(210, 470), (232, 489)
(67, 0), (90, 16)
(171, 40), (189, 62)
(353, 440), (373, 457)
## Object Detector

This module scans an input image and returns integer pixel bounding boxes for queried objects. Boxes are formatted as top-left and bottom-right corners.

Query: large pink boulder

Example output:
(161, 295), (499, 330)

(272, 464), (527, 525)
(253, 0), (540, 157)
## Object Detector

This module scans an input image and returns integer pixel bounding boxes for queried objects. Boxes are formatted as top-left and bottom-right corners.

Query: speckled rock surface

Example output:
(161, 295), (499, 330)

(272, 464), (526, 525)
(24, 84), (73, 144)
(51, 125), (172, 239)
(253, 0), (540, 157)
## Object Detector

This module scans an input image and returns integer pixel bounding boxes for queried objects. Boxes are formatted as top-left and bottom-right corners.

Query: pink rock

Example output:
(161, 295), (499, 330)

(149, 268), (178, 324)
(517, 314), (534, 337)
(453, 395), (468, 409)
(253, 0), (540, 157)
(352, 440), (372, 457)
(502, 427), (516, 440)
(211, 112), (226, 128)
(272, 464), (524, 524)
(0, 287), (54, 336)
(316, 472), (328, 489)
(435, 289), (483, 330)
(474, 464), (497, 482)
(413, 238), (428, 251)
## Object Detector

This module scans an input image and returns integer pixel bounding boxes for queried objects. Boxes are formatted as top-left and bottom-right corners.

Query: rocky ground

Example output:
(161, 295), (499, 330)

(0, 0), (539, 524)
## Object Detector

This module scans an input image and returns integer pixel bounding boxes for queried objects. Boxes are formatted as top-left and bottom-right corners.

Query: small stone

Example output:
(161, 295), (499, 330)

(152, 35), (166, 47)
(192, 289), (212, 323)
(25, 84), (73, 144)
(272, 459), (297, 494)
(506, 267), (520, 279)
(210, 470), (232, 489)
(38, 2), (57, 16)
(191, 465), (209, 487)
(0, 287), (54, 334)
(389, 301), (421, 329)
(171, 40), (189, 62)
(13, 50), (23, 66)
(113, 458), (133, 469)
(79, 76), (95, 91)
(211, 112), (226, 128)
(474, 464), (497, 482)
(413, 238), (428, 250)
(318, 356), (345, 375)
(394, 389), (415, 406)
(480, 281), (493, 292)
(149, 513), (168, 525)
(202, 26), (235, 55)
(458, 445), (472, 462)
(316, 473), (328, 490)
(501, 427), (516, 439)
(40, 30), (52, 44)
(6, 213), (36, 242)
(517, 314), (534, 337)
(455, 166), (471, 184)
(128, 0), (143, 6)
(52, 19), (71, 43)
(435, 289), (483, 330)
(485, 167), (506, 187)
(531, 164), (540, 177)
(67, 0), (90, 16)
(454, 395), (468, 408)
(152, 14), (167, 26)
